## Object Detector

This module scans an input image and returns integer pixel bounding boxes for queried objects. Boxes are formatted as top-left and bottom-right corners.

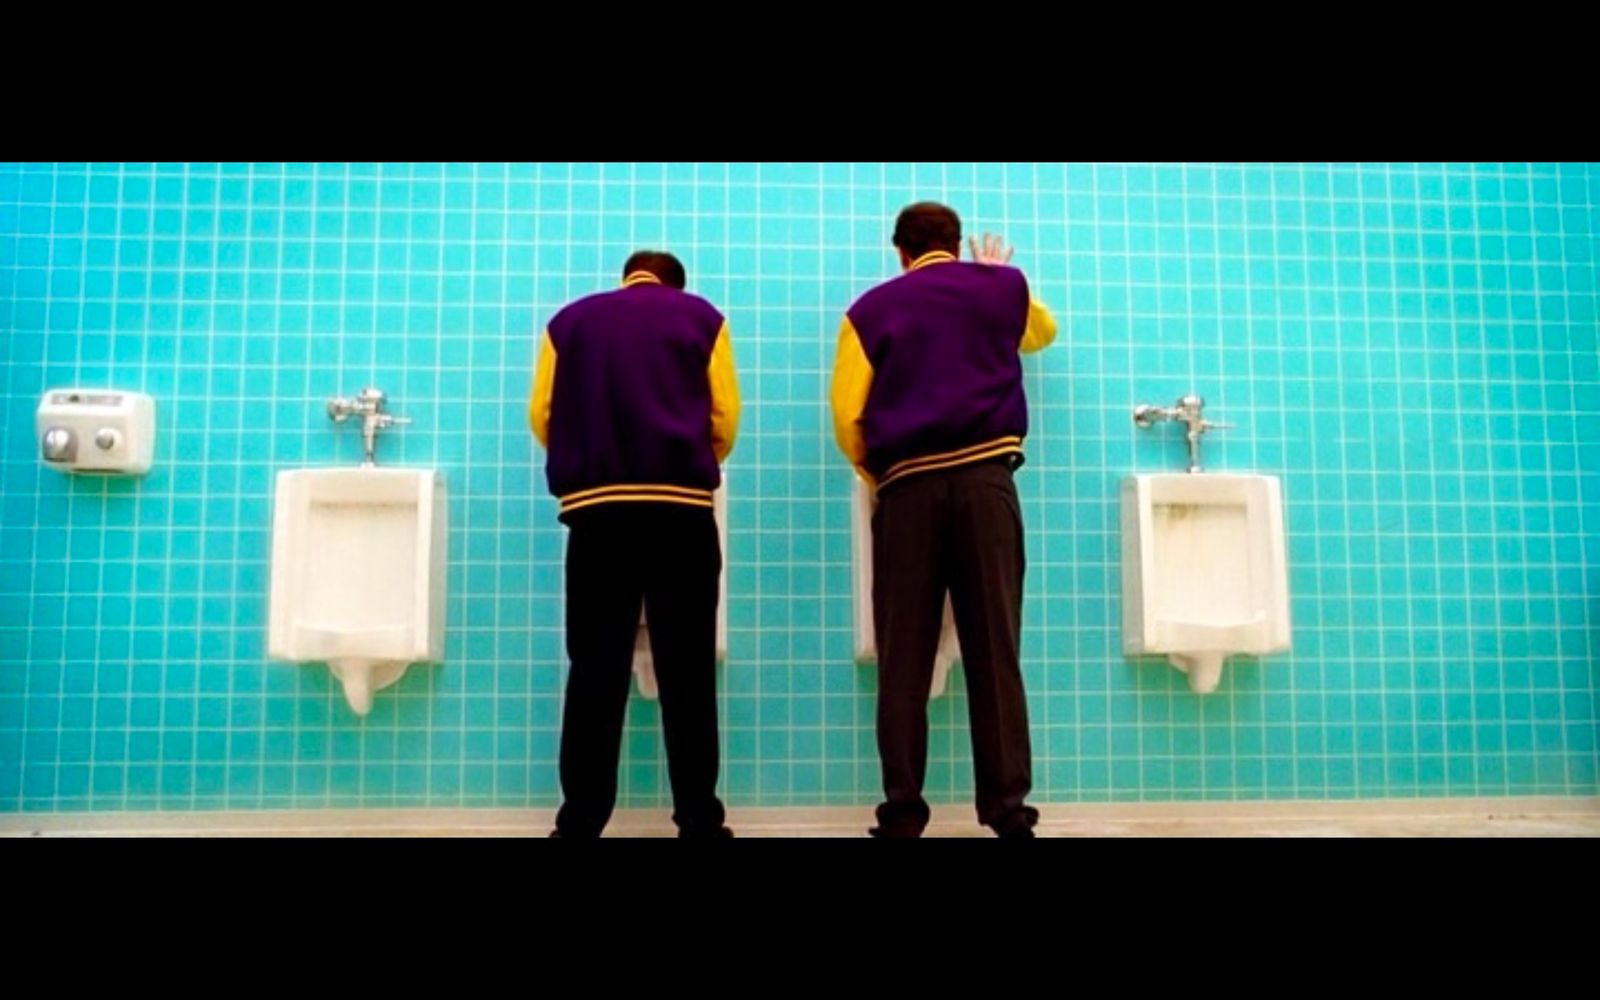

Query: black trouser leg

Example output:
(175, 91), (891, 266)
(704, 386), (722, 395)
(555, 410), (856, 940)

(946, 463), (1037, 835)
(555, 509), (643, 837)
(642, 507), (728, 837)
(871, 473), (949, 837)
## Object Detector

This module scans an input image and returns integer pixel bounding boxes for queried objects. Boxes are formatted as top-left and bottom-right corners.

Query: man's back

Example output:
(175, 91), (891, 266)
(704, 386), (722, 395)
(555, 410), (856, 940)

(836, 249), (1051, 487)
(535, 273), (736, 514)
(848, 258), (1031, 479)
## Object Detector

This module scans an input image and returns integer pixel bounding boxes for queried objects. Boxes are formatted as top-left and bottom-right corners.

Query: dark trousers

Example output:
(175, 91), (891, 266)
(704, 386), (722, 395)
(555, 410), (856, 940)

(555, 503), (726, 837)
(872, 459), (1038, 836)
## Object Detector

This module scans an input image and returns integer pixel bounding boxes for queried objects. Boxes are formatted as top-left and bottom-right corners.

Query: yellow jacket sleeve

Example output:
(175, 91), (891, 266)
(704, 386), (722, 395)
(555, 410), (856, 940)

(529, 329), (556, 448)
(1020, 298), (1058, 354)
(829, 315), (874, 476)
(708, 321), (741, 463)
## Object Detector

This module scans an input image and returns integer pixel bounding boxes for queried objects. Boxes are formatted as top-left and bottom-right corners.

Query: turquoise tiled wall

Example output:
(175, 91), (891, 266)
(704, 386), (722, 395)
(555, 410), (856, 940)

(1, 162), (1596, 811)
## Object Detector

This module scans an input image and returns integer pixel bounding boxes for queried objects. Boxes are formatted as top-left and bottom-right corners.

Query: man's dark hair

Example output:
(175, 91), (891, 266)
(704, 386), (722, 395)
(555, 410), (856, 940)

(622, 250), (686, 289)
(892, 202), (962, 259)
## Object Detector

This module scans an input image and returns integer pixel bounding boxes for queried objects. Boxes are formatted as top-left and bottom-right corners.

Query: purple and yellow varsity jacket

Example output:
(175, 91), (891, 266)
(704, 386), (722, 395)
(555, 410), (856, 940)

(529, 271), (740, 515)
(830, 250), (1058, 487)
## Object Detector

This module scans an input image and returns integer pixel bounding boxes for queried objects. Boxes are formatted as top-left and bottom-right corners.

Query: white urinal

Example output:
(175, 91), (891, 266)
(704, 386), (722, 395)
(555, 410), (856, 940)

(268, 467), (447, 715)
(1120, 473), (1289, 693)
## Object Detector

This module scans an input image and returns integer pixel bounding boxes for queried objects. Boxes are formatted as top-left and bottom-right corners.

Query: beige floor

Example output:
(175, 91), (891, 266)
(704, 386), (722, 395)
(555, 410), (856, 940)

(4, 798), (1597, 837)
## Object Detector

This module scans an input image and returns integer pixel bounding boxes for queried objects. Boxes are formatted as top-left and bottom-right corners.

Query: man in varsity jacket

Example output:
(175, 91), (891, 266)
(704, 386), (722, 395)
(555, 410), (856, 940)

(530, 250), (740, 838)
(830, 202), (1059, 838)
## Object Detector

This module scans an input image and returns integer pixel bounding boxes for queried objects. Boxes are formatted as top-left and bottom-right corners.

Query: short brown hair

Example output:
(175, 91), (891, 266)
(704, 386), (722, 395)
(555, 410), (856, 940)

(892, 202), (962, 258)
(622, 250), (686, 289)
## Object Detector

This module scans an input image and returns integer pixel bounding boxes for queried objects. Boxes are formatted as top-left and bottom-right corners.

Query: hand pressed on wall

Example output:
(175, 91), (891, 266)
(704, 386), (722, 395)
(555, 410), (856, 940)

(968, 232), (1015, 266)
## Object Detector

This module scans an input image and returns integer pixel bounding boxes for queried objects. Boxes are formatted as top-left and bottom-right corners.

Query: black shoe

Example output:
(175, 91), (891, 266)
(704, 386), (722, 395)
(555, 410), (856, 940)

(991, 805), (1040, 839)
(679, 825), (734, 839)
(867, 825), (922, 839)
